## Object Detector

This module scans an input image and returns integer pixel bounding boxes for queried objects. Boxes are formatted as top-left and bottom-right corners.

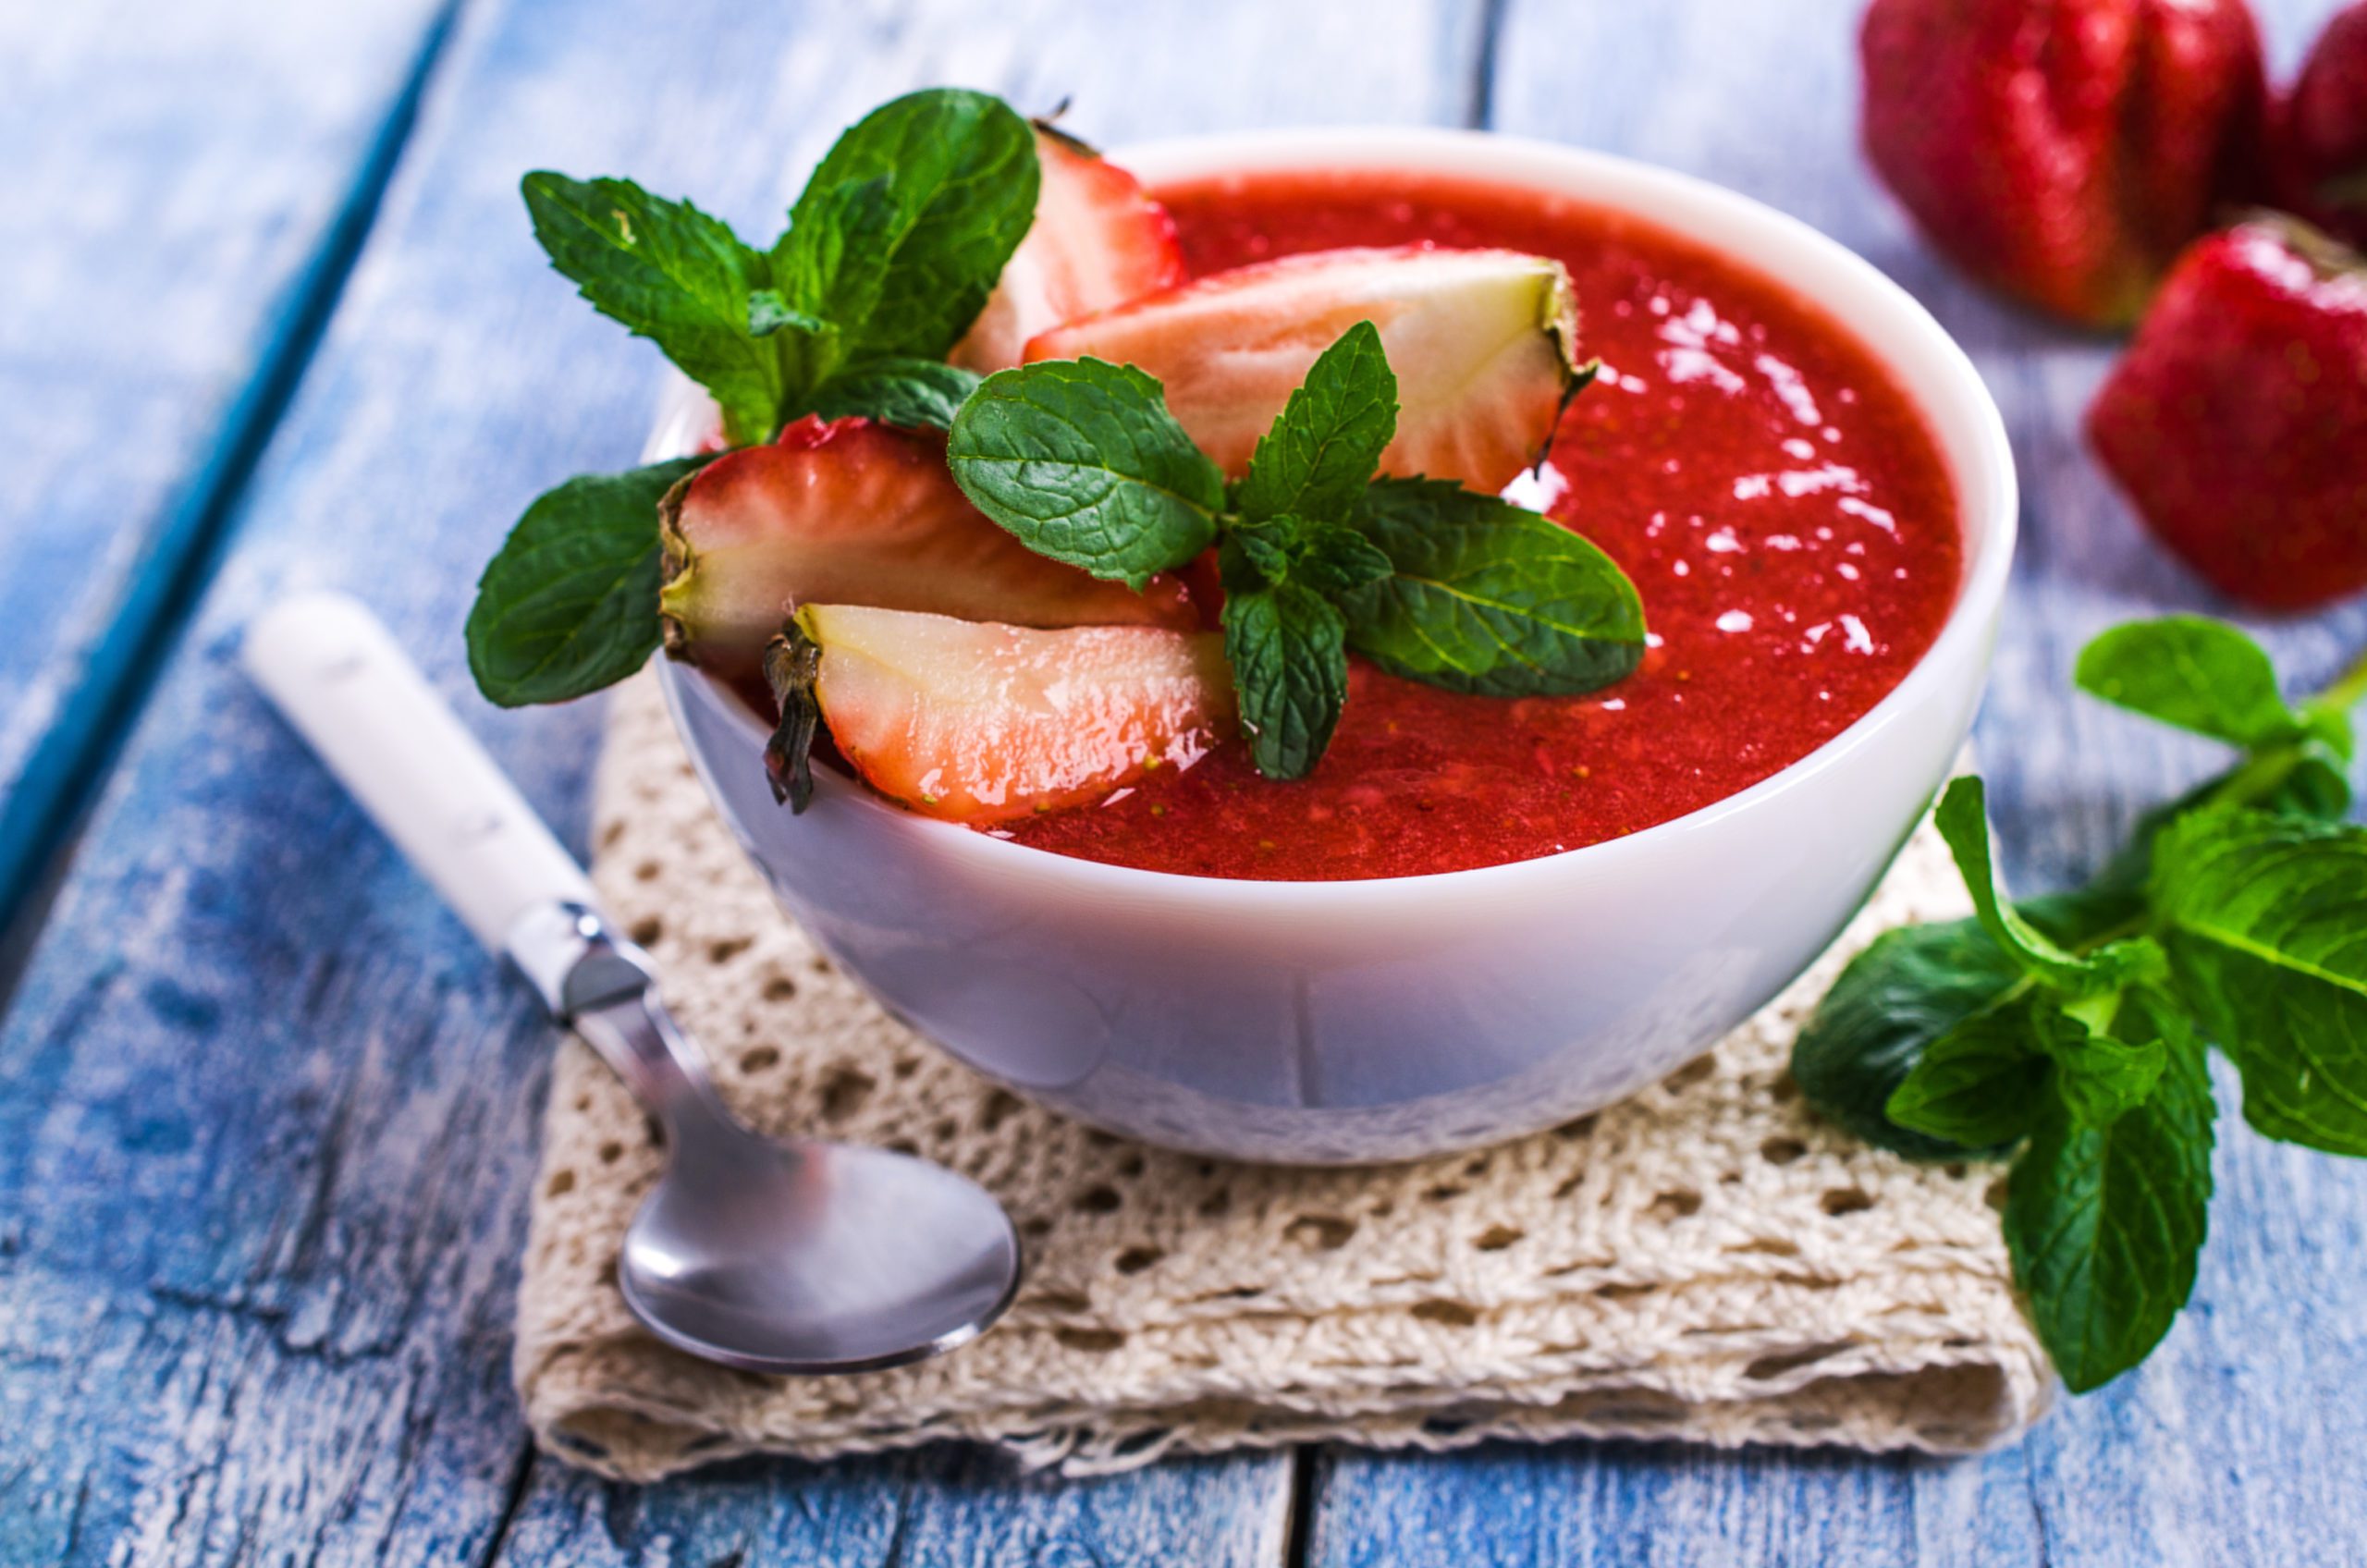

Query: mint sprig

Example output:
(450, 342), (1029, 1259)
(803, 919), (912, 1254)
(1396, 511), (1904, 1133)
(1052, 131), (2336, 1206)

(1792, 617), (2367, 1391)
(779, 89), (1040, 368)
(525, 89), (1035, 443)
(948, 321), (1645, 779)
(471, 89), (1036, 707)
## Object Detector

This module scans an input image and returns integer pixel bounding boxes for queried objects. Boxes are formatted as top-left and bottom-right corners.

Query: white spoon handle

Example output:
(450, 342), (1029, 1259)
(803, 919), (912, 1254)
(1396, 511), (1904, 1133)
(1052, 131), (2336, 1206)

(240, 591), (598, 951)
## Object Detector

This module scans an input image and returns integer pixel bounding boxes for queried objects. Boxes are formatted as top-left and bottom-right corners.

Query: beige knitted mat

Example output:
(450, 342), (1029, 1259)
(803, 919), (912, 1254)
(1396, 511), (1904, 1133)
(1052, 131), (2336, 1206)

(513, 673), (2050, 1481)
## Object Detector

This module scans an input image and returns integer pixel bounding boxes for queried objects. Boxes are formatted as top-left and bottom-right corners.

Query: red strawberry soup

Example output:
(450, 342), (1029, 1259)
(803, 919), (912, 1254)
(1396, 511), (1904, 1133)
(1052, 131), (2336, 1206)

(971, 168), (1962, 880)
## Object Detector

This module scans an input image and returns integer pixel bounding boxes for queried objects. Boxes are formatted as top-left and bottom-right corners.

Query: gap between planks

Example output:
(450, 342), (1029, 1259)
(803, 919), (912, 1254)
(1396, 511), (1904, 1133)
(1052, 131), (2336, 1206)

(0, 0), (468, 1013)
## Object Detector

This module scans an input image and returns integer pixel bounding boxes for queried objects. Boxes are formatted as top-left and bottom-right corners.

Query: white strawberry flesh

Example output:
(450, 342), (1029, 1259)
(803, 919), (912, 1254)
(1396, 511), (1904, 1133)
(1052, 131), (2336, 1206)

(1025, 244), (1579, 492)
(798, 604), (1233, 825)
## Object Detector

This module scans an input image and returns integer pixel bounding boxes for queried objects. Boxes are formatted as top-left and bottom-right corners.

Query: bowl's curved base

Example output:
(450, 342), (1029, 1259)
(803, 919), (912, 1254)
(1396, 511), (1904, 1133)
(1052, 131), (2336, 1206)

(662, 647), (1963, 1167)
(840, 916), (1781, 1165)
(934, 1040), (1725, 1167)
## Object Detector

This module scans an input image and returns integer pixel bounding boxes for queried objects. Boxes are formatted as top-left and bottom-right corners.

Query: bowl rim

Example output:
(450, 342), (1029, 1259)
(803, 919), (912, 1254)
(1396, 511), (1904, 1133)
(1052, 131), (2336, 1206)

(661, 124), (2016, 911)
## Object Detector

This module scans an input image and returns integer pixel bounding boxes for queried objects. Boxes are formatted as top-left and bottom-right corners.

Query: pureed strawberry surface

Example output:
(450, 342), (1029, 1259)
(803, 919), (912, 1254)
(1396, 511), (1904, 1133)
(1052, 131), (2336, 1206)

(993, 168), (1961, 881)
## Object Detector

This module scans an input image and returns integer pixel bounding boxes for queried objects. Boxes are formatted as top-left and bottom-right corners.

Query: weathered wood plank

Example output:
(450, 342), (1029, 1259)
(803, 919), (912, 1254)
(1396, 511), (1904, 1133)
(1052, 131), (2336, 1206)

(18, 0), (2362, 1562)
(491, 1450), (1292, 1567)
(1306, 1440), (2044, 1566)
(0, 0), (455, 938)
(1306, 1), (2367, 1562)
(0, 0), (1483, 1562)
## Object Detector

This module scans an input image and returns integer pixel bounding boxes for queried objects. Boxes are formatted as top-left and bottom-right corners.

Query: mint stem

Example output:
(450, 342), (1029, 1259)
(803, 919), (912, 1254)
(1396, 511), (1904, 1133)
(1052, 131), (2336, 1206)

(2209, 747), (2310, 813)
(2312, 645), (2367, 717)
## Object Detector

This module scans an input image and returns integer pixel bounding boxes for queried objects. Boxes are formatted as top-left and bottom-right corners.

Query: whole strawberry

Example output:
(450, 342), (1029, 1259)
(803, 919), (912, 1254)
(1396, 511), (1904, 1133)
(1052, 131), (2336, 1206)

(1861, 0), (2267, 327)
(2270, 1), (2367, 250)
(2086, 217), (2367, 609)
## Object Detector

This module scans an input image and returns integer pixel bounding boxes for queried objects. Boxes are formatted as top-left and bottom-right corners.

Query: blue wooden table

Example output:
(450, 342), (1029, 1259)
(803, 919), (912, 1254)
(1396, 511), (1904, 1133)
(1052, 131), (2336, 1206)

(5, 1), (2364, 1562)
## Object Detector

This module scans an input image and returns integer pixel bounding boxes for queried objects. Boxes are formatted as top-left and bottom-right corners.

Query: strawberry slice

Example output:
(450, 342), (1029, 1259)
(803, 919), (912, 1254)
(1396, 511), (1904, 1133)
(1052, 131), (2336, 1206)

(659, 414), (1196, 679)
(950, 125), (1187, 373)
(1024, 245), (1580, 492)
(779, 604), (1233, 824)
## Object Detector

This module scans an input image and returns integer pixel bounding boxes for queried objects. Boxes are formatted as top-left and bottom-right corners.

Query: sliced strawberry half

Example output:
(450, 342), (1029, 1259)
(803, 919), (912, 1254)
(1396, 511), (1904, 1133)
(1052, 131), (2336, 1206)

(780, 604), (1233, 825)
(949, 125), (1187, 373)
(660, 415), (1196, 680)
(1024, 245), (1580, 491)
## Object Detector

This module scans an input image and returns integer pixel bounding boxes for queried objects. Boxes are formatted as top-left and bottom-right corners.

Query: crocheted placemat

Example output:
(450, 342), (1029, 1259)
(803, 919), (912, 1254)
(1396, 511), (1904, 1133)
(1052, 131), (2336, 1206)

(513, 674), (2050, 1481)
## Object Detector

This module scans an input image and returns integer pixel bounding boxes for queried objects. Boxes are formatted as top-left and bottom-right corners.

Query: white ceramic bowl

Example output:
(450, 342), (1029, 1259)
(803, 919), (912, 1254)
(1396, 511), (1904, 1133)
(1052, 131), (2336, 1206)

(656, 128), (2016, 1165)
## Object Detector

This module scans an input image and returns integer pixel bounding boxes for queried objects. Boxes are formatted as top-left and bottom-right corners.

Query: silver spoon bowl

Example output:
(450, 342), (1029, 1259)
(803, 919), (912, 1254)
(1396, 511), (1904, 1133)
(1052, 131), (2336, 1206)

(533, 908), (1023, 1373)
(246, 593), (1021, 1377)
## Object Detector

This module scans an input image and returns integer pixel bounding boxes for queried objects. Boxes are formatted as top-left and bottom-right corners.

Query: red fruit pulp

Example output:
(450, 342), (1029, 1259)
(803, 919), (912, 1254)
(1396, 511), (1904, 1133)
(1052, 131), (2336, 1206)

(2086, 221), (2367, 610)
(989, 168), (1963, 880)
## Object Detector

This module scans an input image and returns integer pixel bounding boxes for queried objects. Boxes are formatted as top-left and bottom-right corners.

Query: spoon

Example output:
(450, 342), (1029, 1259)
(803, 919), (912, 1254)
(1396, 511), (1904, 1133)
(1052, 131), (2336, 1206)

(242, 592), (1022, 1373)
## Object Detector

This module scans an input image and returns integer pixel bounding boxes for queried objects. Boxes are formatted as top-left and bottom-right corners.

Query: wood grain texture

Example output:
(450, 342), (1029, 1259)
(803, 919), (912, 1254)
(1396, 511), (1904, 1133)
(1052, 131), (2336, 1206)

(490, 1450), (1292, 1567)
(8, 0), (2367, 1562)
(0, 0), (1475, 1562)
(1306, 1), (2367, 1562)
(0, 0), (453, 932)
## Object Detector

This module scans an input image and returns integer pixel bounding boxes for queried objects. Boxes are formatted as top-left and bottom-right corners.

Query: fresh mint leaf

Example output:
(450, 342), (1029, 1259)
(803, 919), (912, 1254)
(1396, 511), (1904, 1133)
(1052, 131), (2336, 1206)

(1794, 918), (2032, 1158)
(2075, 616), (2308, 753)
(947, 358), (1223, 591)
(761, 616), (823, 814)
(1233, 320), (1399, 525)
(1884, 1001), (2049, 1148)
(808, 358), (983, 432)
(776, 88), (1037, 367)
(767, 174), (895, 390)
(2041, 991), (2172, 1128)
(2073, 742), (2352, 916)
(1225, 515), (1393, 598)
(1290, 521), (1394, 596)
(465, 456), (715, 707)
(2066, 633), (2364, 864)
(1339, 477), (1644, 698)
(746, 288), (828, 339)
(521, 174), (782, 447)
(1224, 583), (1349, 781)
(2153, 808), (2367, 1156)
(2300, 703), (2357, 762)
(1933, 777), (2093, 983)
(2267, 746), (2359, 818)
(1933, 778), (2165, 994)
(2079, 765), (2282, 911)
(1225, 525), (1289, 588)
(2004, 1028), (2214, 1392)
